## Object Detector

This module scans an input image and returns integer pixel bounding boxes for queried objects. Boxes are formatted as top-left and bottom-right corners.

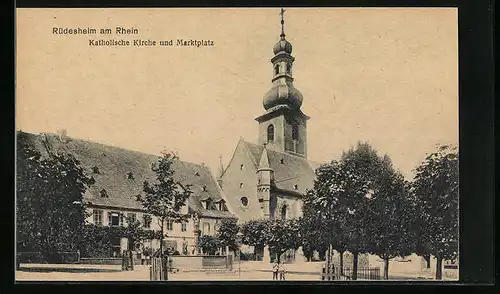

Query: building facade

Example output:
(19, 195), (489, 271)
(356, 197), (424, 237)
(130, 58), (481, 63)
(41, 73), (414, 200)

(19, 130), (236, 257)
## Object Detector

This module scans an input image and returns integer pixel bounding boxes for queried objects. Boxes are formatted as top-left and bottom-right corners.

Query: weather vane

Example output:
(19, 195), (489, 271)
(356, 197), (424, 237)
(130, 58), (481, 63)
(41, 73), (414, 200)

(280, 8), (287, 37)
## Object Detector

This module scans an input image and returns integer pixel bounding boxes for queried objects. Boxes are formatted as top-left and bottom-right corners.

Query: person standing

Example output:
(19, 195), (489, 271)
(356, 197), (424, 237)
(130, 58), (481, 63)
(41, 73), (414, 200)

(279, 261), (286, 281)
(272, 260), (279, 280)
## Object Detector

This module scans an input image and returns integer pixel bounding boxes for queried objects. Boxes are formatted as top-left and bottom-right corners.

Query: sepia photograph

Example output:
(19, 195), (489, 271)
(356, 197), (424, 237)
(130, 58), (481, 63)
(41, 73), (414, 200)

(15, 7), (459, 281)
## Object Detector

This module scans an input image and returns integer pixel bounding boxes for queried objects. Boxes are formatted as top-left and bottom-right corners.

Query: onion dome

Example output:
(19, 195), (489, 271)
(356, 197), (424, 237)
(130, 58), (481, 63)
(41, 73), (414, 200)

(263, 80), (303, 110)
(273, 35), (293, 55)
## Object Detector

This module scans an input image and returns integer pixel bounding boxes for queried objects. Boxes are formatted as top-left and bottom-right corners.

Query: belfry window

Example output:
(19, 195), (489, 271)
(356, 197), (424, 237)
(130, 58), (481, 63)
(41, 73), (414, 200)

(267, 124), (274, 142)
(274, 64), (280, 75)
(292, 124), (299, 140)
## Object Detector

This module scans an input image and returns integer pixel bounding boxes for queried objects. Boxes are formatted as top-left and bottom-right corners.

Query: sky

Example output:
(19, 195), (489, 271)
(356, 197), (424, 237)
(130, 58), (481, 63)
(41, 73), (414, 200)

(16, 8), (458, 180)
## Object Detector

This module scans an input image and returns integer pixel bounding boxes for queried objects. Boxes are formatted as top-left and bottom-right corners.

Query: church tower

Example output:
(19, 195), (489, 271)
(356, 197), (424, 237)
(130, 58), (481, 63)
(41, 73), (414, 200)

(256, 9), (310, 158)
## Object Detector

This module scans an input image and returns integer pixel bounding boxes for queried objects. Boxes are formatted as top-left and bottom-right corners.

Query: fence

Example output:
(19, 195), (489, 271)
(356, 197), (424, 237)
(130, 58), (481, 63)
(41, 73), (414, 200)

(343, 267), (381, 280)
(150, 257), (169, 281)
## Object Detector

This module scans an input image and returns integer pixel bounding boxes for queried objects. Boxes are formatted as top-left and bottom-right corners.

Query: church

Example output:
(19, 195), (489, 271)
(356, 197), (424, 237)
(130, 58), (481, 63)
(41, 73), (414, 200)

(217, 11), (322, 261)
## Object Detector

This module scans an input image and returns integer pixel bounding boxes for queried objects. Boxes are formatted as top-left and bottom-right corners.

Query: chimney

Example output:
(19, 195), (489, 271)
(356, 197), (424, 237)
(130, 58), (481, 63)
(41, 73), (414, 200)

(57, 129), (68, 143)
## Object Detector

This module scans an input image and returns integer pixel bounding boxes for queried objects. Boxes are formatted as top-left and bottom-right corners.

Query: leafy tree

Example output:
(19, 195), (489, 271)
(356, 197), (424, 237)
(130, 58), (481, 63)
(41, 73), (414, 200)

(337, 142), (390, 280)
(215, 218), (240, 253)
(267, 218), (301, 263)
(199, 235), (221, 255)
(305, 161), (351, 270)
(412, 145), (458, 280)
(241, 219), (270, 259)
(16, 132), (94, 260)
(137, 152), (192, 261)
(366, 161), (415, 279)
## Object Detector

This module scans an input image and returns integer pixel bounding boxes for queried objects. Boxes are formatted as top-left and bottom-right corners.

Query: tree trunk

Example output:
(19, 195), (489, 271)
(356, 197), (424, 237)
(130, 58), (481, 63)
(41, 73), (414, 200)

(425, 254), (431, 268)
(339, 251), (344, 275)
(436, 257), (443, 280)
(352, 251), (358, 280)
(384, 257), (389, 280)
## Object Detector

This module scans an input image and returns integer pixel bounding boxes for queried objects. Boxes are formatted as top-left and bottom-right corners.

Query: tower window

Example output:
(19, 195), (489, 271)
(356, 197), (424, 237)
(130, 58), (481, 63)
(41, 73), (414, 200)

(239, 183), (243, 189)
(240, 164), (244, 170)
(202, 185), (207, 192)
(292, 124), (299, 140)
(274, 64), (279, 75)
(280, 158), (284, 164)
(267, 124), (274, 142)
(294, 184), (298, 190)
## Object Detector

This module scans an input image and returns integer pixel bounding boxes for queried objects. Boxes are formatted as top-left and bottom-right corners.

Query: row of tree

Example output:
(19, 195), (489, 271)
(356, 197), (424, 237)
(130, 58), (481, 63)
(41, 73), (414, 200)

(299, 142), (458, 280)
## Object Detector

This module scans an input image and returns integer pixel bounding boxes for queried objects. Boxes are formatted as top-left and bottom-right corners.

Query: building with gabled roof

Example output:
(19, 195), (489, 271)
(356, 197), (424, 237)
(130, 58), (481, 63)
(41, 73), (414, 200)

(18, 130), (236, 257)
(217, 12), (325, 262)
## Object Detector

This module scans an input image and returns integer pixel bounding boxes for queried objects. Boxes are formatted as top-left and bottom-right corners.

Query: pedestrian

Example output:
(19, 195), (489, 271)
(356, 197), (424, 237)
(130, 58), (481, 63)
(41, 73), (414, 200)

(129, 250), (134, 270)
(272, 260), (279, 280)
(279, 261), (286, 281)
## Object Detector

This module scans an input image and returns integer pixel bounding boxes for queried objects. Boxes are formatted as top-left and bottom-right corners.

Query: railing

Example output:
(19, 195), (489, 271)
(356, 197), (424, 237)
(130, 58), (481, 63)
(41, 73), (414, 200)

(343, 267), (381, 280)
(150, 257), (168, 281)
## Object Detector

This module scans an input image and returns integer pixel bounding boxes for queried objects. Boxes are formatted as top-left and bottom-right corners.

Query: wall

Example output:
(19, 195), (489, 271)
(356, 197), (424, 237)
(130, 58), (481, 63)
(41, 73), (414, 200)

(221, 142), (262, 222)
(258, 115), (285, 152)
(86, 206), (196, 254)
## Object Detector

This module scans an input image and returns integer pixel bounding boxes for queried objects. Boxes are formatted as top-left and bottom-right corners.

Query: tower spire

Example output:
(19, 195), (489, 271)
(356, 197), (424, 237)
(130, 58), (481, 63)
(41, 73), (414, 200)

(280, 8), (286, 39)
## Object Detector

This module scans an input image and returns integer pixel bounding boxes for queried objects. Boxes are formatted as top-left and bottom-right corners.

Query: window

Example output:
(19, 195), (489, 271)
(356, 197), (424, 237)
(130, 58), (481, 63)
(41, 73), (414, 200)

(241, 197), (248, 207)
(202, 185), (207, 192)
(294, 184), (298, 190)
(274, 64), (279, 75)
(203, 222), (211, 235)
(239, 183), (243, 189)
(292, 124), (299, 140)
(267, 125), (274, 142)
(127, 213), (136, 224)
(280, 158), (284, 164)
(127, 172), (134, 180)
(181, 221), (187, 232)
(108, 212), (120, 227)
(281, 205), (287, 220)
(93, 209), (103, 226)
(100, 189), (108, 198)
(240, 164), (244, 170)
(143, 214), (152, 229)
(166, 220), (174, 231)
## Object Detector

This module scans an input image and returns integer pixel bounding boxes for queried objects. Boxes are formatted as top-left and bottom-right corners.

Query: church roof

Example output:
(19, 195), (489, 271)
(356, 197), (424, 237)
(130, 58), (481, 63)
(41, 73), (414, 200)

(241, 140), (323, 195)
(18, 131), (235, 219)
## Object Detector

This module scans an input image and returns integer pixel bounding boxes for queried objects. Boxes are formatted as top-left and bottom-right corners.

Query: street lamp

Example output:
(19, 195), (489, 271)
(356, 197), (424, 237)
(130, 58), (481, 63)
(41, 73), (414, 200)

(236, 232), (244, 279)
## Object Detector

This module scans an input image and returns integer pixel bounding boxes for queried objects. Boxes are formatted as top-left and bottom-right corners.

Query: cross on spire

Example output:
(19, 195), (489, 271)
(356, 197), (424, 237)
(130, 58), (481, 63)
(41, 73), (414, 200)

(280, 8), (286, 38)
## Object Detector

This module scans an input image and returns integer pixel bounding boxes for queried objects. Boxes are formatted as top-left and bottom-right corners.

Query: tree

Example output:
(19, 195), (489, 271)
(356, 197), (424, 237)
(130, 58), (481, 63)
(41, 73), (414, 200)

(215, 218), (240, 253)
(304, 161), (350, 270)
(267, 218), (301, 263)
(337, 142), (390, 280)
(137, 152), (192, 262)
(367, 161), (415, 279)
(412, 145), (458, 280)
(199, 235), (220, 255)
(241, 219), (270, 260)
(16, 132), (94, 260)
(123, 216), (163, 252)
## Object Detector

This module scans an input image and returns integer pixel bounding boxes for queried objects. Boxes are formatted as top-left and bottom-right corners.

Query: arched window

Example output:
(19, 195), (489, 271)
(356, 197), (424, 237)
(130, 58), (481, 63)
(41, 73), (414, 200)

(281, 205), (287, 219)
(292, 124), (299, 140)
(274, 64), (280, 75)
(267, 124), (274, 142)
